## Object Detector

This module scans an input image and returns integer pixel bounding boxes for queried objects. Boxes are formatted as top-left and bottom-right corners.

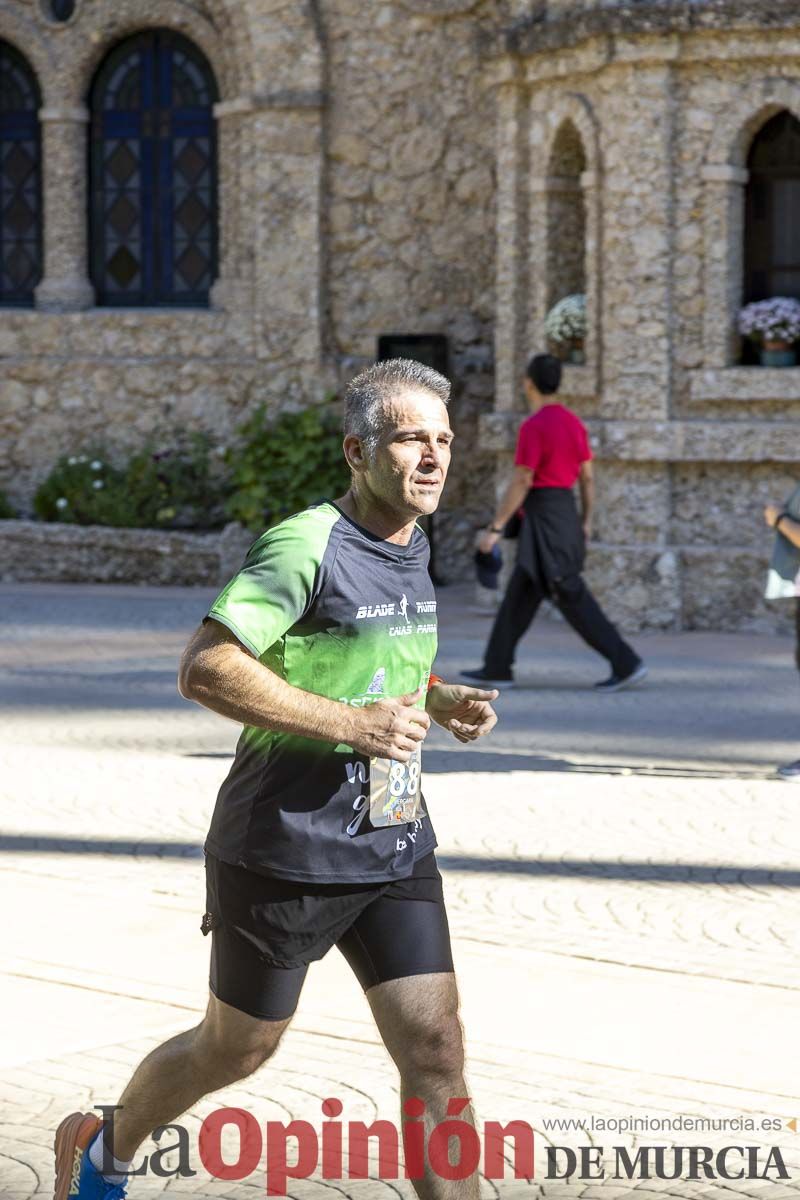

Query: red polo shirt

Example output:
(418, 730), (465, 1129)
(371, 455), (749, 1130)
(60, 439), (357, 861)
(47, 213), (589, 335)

(514, 403), (592, 488)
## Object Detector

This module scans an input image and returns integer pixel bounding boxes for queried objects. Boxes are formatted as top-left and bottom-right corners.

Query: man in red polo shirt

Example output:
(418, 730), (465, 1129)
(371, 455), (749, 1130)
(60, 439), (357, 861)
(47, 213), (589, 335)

(463, 354), (646, 692)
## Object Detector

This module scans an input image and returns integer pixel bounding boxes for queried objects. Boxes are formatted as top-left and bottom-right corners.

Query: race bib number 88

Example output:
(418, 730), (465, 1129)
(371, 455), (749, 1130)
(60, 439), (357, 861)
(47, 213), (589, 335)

(369, 747), (422, 826)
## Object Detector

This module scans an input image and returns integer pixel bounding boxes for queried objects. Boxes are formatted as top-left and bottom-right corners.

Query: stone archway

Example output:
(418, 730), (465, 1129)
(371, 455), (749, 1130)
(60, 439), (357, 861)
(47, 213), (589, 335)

(530, 92), (601, 378)
(707, 81), (800, 168)
(0, 3), (56, 86)
(545, 119), (588, 314)
(702, 80), (800, 366)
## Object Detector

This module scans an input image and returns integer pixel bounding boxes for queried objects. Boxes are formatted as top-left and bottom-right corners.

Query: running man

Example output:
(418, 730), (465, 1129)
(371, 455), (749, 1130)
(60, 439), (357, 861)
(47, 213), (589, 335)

(54, 358), (499, 1200)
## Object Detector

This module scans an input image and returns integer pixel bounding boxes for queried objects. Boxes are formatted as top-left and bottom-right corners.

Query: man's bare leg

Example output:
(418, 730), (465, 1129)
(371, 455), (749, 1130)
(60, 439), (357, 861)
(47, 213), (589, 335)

(368, 972), (479, 1200)
(105, 993), (290, 1164)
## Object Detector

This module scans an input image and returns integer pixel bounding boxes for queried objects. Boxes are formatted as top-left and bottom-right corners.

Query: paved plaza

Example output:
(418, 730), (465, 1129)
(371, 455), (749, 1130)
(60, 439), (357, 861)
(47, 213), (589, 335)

(1, 581), (799, 1198)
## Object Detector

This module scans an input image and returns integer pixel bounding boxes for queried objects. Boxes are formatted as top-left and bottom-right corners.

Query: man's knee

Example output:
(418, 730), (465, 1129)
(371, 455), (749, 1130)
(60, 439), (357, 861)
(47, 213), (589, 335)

(402, 1014), (465, 1081)
(194, 999), (289, 1085)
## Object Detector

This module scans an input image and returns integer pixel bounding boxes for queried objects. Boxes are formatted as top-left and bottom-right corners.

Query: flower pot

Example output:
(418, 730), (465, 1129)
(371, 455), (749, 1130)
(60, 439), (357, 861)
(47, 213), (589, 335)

(567, 343), (586, 365)
(759, 342), (797, 367)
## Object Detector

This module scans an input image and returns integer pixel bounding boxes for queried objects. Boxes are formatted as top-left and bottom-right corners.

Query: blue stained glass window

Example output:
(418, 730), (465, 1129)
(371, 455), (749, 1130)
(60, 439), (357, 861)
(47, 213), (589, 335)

(89, 29), (218, 307)
(0, 43), (42, 306)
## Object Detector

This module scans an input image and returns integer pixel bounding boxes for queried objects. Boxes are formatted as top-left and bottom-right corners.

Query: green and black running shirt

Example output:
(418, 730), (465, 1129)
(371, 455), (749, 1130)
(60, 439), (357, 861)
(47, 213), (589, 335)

(204, 501), (439, 883)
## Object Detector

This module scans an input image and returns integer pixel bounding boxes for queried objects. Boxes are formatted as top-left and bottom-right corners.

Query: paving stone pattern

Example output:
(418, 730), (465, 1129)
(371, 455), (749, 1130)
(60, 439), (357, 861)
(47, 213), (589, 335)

(1, 584), (799, 1198)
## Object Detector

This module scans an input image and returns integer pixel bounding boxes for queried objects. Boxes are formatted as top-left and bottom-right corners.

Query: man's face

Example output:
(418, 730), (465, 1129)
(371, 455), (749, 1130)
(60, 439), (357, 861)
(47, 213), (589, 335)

(363, 388), (453, 517)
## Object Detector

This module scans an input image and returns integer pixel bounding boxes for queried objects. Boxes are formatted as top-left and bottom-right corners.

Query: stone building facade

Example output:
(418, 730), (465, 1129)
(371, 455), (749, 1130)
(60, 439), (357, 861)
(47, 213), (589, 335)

(1, 0), (799, 631)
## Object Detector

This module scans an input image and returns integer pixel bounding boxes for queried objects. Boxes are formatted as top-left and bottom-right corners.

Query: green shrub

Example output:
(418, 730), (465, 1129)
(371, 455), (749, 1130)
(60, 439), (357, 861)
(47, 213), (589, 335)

(34, 435), (228, 529)
(124, 434), (228, 529)
(0, 489), (16, 519)
(225, 402), (349, 531)
(34, 454), (126, 525)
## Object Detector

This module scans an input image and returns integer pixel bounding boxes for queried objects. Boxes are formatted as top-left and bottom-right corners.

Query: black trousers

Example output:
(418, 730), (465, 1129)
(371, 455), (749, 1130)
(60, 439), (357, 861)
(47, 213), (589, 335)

(484, 563), (640, 678)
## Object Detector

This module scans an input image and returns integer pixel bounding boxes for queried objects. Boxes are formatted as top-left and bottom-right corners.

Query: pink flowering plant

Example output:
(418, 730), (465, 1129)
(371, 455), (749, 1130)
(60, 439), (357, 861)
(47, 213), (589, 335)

(738, 297), (800, 346)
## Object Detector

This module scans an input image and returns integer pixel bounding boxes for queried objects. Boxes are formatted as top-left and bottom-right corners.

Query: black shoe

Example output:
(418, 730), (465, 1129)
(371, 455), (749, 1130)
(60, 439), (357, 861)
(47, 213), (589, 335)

(777, 759), (800, 781)
(593, 661), (648, 693)
(460, 667), (514, 690)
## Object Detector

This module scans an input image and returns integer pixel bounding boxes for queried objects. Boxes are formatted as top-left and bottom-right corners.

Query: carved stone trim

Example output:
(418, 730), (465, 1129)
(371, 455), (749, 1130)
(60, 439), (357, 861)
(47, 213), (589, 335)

(701, 164), (749, 185)
(529, 174), (581, 194)
(251, 89), (326, 111)
(213, 98), (254, 120)
(506, 1), (800, 58)
(38, 105), (89, 123)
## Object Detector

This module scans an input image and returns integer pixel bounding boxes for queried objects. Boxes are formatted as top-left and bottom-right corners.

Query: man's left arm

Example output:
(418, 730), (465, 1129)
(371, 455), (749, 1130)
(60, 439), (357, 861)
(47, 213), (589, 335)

(579, 460), (595, 539)
(425, 683), (499, 744)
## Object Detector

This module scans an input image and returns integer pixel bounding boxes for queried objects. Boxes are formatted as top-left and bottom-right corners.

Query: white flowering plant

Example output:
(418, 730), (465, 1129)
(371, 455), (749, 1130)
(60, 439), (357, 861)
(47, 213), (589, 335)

(34, 434), (228, 528)
(33, 453), (119, 524)
(738, 297), (800, 346)
(544, 293), (587, 346)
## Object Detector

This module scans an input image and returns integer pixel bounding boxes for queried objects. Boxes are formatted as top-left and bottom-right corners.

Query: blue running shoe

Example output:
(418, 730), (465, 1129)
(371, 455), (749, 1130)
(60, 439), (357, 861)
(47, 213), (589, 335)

(54, 1113), (127, 1200)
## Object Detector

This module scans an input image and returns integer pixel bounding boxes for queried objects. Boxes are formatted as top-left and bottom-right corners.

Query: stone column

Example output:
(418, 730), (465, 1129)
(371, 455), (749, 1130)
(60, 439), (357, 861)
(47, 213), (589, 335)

(494, 74), (527, 413)
(249, 94), (325, 385)
(209, 97), (255, 314)
(35, 106), (94, 312)
(581, 167), (601, 387)
(601, 64), (676, 419)
(701, 164), (749, 368)
(527, 174), (554, 350)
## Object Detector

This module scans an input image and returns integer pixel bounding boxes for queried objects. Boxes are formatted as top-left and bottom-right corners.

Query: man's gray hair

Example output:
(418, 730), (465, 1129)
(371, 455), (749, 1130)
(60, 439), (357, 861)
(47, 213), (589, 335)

(343, 358), (451, 457)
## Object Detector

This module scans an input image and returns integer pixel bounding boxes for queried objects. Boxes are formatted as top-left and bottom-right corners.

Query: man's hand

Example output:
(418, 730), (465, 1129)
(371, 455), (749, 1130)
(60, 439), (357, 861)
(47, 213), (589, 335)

(349, 687), (431, 762)
(764, 503), (780, 528)
(476, 528), (501, 555)
(582, 517), (593, 540)
(426, 683), (499, 744)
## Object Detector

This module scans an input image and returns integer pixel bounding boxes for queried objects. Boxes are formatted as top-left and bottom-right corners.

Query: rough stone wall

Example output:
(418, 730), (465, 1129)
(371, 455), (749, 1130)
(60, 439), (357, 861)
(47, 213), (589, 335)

(489, 4), (800, 632)
(0, 0), (325, 510)
(0, 0), (503, 586)
(323, 0), (501, 580)
(0, 519), (252, 586)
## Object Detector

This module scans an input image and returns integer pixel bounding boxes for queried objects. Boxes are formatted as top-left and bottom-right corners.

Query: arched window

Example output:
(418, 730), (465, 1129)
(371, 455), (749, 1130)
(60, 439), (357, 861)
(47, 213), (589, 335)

(0, 43), (42, 306)
(89, 29), (218, 306)
(546, 120), (586, 313)
(744, 110), (800, 304)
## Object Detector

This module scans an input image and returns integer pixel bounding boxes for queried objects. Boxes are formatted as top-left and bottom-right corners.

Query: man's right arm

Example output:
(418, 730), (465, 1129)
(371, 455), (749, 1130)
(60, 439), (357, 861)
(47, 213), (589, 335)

(765, 504), (800, 550)
(178, 619), (428, 762)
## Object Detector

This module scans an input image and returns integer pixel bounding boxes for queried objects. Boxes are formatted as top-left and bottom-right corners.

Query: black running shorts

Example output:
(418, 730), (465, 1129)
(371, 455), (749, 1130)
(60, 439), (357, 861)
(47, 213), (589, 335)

(202, 852), (454, 1021)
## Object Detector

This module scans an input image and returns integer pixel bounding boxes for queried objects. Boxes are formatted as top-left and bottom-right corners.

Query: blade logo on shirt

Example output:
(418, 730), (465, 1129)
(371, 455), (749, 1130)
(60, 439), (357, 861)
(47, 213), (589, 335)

(355, 593), (413, 620)
(356, 602), (395, 618)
